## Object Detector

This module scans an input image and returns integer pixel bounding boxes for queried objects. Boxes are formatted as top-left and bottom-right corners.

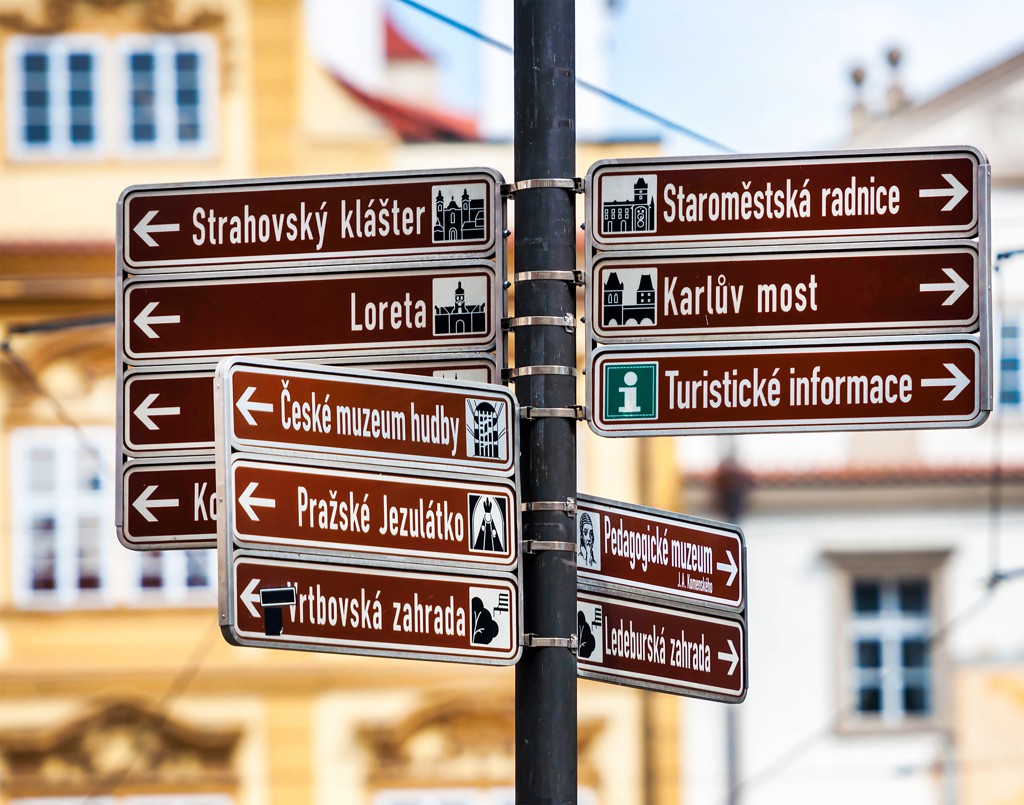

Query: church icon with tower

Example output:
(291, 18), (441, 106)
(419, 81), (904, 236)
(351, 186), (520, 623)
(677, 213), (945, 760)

(432, 183), (487, 243)
(600, 174), (656, 234)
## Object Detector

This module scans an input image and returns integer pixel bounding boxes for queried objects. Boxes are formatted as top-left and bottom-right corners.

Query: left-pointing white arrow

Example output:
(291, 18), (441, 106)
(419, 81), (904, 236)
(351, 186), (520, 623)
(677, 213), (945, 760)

(132, 484), (179, 523)
(134, 209), (181, 247)
(239, 481), (276, 521)
(921, 362), (971, 401)
(241, 577), (261, 618)
(134, 301), (181, 339)
(133, 393), (181, 431)
(919, 173), (968, 212)
(236, 386), (275, 426)
(717, 639), (740, 676)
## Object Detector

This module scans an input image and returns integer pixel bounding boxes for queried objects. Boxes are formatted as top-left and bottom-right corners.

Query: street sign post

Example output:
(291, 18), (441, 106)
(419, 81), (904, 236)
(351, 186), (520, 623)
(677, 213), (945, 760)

(116, 355), (499, 549)
(589, 243), (980, 341)
(122, 357), (498, 456)
(226, 554), (521, 665)
(589, 338), (986, 436)
(576, 494), (745, 612)
(214, 360), (522, 668)
(121, 460), (219, 547)
(584, 146), (992, 438)
(577, 590), (747, 702)
(120, 168), (503, 269)
(215, 358), (518, 476)
(223, 456), (519, 571)
(122, 262), (500, 363)
(116, 167), (508, 553)
(588, 147), (983, 249)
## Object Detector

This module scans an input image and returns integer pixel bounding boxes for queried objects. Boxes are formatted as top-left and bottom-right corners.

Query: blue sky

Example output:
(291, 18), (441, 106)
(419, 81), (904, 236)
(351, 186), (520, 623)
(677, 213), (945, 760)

(389, 0), (1024, 154)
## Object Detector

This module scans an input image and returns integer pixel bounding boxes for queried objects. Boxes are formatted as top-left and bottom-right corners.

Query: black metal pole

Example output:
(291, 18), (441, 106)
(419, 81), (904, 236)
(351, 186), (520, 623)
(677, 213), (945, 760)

(513, 1), (577, 803)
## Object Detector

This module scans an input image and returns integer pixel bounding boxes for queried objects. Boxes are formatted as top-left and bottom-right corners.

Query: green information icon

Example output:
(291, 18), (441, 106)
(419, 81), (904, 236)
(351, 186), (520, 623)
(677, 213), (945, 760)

(603, 362), (658, 420)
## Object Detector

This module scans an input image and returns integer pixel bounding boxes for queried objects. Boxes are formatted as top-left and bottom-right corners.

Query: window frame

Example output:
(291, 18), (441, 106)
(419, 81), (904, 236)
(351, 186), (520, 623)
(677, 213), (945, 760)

(10, 426), (117, 608)
(826, 550), (951, 735)
(10, 426), (217, 609)
(117, 32), (218, 159)
(5, 33), (107, 160)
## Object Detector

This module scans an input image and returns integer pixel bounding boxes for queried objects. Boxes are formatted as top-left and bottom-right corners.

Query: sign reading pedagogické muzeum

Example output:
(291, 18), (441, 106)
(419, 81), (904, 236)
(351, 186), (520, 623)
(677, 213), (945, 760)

(115, 145), (992, 701)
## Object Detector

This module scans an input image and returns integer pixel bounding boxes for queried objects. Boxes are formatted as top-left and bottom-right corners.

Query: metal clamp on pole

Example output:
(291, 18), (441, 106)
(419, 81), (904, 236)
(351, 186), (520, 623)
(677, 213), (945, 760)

(524, 633), (580, 653)
(503, 177), (584, 195)
(523, 540), (577, 554)
(521, 405), (585, 421)
(515, 269), (584, 285)
(503, 365), (577, 382)
(503, 314), (575, 333)
(522, 498), (577, 516)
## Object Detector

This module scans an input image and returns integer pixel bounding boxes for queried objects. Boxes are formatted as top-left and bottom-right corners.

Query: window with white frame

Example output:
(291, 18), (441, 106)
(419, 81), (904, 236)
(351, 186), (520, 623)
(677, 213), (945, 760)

(11, 426), (114, 606)
(120, 34), (216, 156)
(6, 32), (216, 160)
(10, 426), (216, 607)
(827, 551), (949, 731)
(6, 35), (104, 158)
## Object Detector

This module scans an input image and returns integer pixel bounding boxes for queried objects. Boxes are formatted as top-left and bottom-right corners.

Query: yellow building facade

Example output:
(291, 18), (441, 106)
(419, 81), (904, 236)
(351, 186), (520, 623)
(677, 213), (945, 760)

(0, 1), (678, 803)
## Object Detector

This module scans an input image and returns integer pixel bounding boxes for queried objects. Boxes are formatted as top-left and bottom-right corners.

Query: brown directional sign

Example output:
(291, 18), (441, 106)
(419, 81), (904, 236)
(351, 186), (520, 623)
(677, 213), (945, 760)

(590, 243), (979, 341)
(577, 591), (746, 701)
(120, 168), (502, 269)
(576, 494), (744, 611)
(589, 338), (986, 436)
(225, 457), (518, 571)
(217, 359), (517, 476)
(122, 356), (498, 455)
(119, 460), (218, 548)
(588, 147), (983, 249)
(122, 263), (498, 362)
(225, 554), (521, 665)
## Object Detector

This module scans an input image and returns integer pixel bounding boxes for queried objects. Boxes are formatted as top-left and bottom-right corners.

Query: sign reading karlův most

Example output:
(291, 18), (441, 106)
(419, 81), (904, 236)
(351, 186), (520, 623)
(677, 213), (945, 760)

(116, 167), (508, 551)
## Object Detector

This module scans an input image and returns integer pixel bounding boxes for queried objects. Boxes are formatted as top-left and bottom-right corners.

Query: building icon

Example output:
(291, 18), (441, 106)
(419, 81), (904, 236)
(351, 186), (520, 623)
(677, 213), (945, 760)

(434, 280), (487, 335)
(433, 186), (486, 242)
(602, 270), (656, 326)
(467, 399), (506, 460)
(601, 176), (656, 234)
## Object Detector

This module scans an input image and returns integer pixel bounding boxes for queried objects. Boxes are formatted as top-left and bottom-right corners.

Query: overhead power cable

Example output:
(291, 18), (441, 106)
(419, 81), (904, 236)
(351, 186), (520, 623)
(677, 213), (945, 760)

(394, 0), (736, 153)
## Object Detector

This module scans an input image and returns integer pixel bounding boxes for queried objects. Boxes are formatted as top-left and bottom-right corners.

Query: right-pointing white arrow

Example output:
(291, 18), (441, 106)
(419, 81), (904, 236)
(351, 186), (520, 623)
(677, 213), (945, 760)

(919, 173), (968, 212)
(132, 484), (179, 523)
(239, 481), (277, 521)
(134, 301), (181, 339)
(236, 386), (275, 426)
(922, 362), (971, 401)
(716, 550), (738, 587)
(717, 639), (739, 676)
(134, 209), (181, 247)
(133, 393), (181, 431)
(919, 268), (969, 306)
(241, 577), (261, 618)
